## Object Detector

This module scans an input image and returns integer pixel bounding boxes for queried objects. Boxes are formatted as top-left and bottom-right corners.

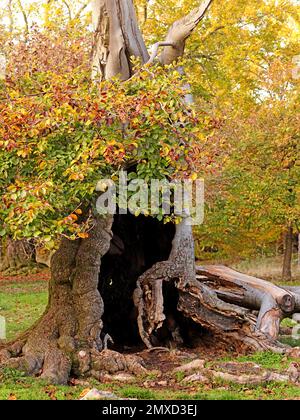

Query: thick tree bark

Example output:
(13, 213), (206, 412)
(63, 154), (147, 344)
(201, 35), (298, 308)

(282, 225), (293, 282)
(0, 215), (147, 383)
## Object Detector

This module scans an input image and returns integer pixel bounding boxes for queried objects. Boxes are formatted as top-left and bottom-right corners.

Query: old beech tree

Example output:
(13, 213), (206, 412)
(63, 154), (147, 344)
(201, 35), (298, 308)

(1, 0), (300, 384)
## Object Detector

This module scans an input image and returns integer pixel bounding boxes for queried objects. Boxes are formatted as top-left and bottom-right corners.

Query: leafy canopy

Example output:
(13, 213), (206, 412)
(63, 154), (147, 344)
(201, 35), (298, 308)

(0, 32), (213, 243)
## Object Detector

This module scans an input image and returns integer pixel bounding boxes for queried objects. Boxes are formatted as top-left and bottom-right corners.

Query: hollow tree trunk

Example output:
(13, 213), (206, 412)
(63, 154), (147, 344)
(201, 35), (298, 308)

(0, 215), (148, 383)
(1, 0), (300, 385)
(282, 225), (293, 282)
(132, 0), (300, 354)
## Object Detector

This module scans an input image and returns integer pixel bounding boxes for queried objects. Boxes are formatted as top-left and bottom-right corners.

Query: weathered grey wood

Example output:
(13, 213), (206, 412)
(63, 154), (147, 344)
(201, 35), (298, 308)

(160, 0), (213, 65)
(92, 0), (149, 80)
(196, 266), (300, 339)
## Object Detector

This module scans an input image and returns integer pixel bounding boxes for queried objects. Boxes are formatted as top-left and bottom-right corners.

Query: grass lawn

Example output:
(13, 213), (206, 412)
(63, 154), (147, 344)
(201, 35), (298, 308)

(0, 281), (48, 340)
(233, 255), (300, 283)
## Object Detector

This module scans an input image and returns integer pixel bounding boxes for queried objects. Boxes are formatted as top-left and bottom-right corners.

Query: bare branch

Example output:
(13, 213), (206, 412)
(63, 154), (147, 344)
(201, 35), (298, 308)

(160, 0), (213, 65)
(62, 0), (72, 21)
(147, 41), (175, 64)
(92, 0), (149, 81)
(74, 0), (92, 20)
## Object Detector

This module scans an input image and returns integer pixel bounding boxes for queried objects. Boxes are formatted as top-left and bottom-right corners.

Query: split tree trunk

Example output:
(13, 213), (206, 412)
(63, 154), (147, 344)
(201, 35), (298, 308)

(1, 0), (300, 384)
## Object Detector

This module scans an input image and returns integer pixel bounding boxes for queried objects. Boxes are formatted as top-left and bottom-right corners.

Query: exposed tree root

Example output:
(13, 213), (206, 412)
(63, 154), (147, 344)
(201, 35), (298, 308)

(177, 359), (300, 386)
(183, 369), (297, 386)
(3, 0), (300, 386)
(0, 214), (149, 384)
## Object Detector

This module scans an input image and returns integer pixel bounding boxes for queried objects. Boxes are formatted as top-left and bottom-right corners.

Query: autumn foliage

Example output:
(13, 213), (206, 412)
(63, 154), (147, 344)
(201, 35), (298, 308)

(0, 29), (218, 244)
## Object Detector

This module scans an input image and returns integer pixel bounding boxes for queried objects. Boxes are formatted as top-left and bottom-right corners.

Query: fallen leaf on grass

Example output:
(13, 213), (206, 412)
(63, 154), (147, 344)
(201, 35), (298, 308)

(79, 388), (91, 399)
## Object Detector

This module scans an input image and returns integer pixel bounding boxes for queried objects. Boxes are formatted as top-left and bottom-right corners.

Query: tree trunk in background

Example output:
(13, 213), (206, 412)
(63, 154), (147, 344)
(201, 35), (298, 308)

(136, 0), (148, 25)
(282, 225), (293, 282)
(297, 233), (300, 270)
(0, 238), (34, 275)
(2, 0), (300, 384)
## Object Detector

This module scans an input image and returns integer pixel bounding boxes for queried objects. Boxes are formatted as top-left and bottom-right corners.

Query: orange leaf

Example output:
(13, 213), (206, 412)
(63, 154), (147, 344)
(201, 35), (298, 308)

(78, 232), (89, 239)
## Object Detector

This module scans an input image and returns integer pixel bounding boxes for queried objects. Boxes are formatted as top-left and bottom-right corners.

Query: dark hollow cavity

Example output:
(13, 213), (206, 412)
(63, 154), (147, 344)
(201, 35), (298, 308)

(98, 213), (175, 350)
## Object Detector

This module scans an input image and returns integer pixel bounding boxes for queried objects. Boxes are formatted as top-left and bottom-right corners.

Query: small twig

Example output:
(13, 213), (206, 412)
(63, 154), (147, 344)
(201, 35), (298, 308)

(144, 346), (170, 353)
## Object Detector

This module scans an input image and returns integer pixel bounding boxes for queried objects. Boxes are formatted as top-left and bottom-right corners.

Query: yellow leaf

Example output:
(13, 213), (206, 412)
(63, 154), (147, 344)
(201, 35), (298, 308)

(78, 232), (89, 239)
(79, 389), (91, 399)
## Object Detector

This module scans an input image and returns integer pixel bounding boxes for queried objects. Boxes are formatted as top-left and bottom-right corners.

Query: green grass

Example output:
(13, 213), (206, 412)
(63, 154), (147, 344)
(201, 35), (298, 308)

(1, 377), (300, 400)
(232, 255), (300, 284)
(0, 368), (85, 400)
(0, 281), (48, 340)
(1, 357), (300, 400)
(281, 318), (297, 328)
(216, 351), (290, 371)
(235, 352), (289, 370)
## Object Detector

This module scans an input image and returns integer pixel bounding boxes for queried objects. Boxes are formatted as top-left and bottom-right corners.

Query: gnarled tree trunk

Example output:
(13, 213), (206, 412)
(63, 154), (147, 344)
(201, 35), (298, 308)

(1, 0), (300, 384)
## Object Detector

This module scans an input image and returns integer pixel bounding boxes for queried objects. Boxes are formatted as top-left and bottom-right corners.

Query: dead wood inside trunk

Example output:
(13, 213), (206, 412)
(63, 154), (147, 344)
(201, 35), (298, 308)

(99, 213), (175, 350)
(282, 225), (294, 282)
(134, 259), (300, 353)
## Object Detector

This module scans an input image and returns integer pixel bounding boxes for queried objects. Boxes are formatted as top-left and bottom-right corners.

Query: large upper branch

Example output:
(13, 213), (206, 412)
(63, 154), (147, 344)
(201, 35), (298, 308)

(160, 0), (213, 65)
(92, 0), (149, 80)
